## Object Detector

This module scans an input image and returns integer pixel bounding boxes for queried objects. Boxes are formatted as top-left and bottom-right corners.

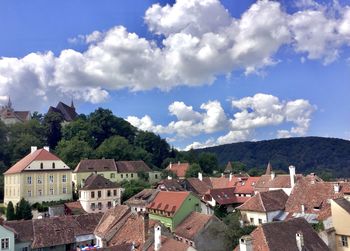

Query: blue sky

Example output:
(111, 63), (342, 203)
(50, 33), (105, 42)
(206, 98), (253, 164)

(0, 0), (350, 149)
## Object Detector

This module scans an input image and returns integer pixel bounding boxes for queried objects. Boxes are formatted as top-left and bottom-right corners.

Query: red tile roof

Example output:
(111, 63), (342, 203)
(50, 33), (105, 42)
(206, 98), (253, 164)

(174, 212), (213, 241)
(237, 190), (288, 212)
(4, 148), (62, 174)
(166, 163), (190, 178)
(146, 236), (191, 251)
(147, 191), (190, 214)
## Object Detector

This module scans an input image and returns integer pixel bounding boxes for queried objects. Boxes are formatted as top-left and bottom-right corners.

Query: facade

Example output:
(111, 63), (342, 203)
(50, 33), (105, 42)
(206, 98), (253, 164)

(238, 189), (288, 226)
(72, 159), (161, 190)
(331, 198), (350, 251)
(146, 191), (201, 231)
(0, 224), (15, 251)
(4, 147), (72, 205)
(0, 97), (30, 125)
(79, 174), (123, 213)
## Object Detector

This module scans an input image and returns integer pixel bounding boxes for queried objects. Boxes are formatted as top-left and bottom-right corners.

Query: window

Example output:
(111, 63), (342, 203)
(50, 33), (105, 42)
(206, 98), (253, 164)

(107, 201), (112, 208)
(107, 190), (111, 197)
(126, 174), (129, 178)
(110, 173), (115, 179)
(121, 174), (123, 178)
(27, 190), (32, 197)
(342, 235), (348, 247)
(27, 176), (32, 184)
(155, 174), (158, 179)
(91, 203), (95, 210)
(40, 162), (43, 169)
(38, 189), (42, 196)
(98, 191), (102, 198)
(50, 188), (54, 195)
(52, 162), (55, 169)
(131, 173), (134, 178)
(258, 219), (263, 225)
(91, 191), (95, 198)
(98, 202), (102, 210)
(62, 187), (67, 194)
(22, 247), (28, 251)
(62, 174), (67, 183)
(1, 238), (9, 249)
(113, 190), (117, 196)
(37, 176), (42, 184)
(49, 175), (54, 183)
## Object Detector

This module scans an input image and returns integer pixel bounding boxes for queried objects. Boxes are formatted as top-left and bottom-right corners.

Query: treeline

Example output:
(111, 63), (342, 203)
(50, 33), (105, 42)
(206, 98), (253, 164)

(195, 137), (350, 178)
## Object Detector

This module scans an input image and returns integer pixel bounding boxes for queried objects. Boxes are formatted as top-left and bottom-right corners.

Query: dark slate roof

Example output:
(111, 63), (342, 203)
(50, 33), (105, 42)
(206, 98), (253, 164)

(48, 102), (78, 122)
(81, 174), (117, 190)
(74, 159), (117, 173)
(157, 179), (185, 192)
(333, 197), (350, 214)
(116, 160), (152, 173)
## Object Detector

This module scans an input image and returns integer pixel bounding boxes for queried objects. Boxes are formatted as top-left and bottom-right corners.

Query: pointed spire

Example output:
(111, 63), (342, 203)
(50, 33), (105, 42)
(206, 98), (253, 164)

(265, 162), (272, 175)
(224, 161), (233, 173)
(70, 98), (75, 109)
(7, 96), (12, 108)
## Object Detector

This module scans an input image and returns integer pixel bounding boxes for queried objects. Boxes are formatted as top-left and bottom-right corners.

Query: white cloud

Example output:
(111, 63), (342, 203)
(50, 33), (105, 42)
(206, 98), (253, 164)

(128, 93), (315, 149)
(1, 0), (350, 109)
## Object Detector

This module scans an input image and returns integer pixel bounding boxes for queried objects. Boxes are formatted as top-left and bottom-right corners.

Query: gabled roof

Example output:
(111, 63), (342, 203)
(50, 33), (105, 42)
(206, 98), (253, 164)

(234, 218), (329, 251)
(74, 159), (117, 173)
(206, 187), (239, 205)
(116, 160), (152, 173)
(81, 174), (117, 190)
(157, 179), (185, 191)
(238, 189), (288, 212)
(166, 163), (190, 178)
(124, 189), (159, 207)
(48, 101), (78, 122)
(4, 220), (34, 242)
(255, 174), (303, 191)
(4, 148), (64, 174)
(185, 178), (212, 196)
(224, 161), (233, 173)
(333, 197), (350, 214)
(147, 191), (190, 214)
(174, 212), (213, 241)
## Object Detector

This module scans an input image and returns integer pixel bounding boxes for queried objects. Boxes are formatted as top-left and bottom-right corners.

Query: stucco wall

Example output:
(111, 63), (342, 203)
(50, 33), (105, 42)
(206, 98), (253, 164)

(0, 225), (15, 251)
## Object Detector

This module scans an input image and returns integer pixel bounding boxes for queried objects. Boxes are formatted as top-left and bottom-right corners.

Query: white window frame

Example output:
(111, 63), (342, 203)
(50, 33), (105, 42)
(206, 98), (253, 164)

(49, 175), (54, 183)
(62, 174), (67, 183)
(62, 187), (67, 194)
(37, 176), (42, 184)
(27, 190), (32, 197)
(27, 176), (32, 184)
(1, 238), (9, 250)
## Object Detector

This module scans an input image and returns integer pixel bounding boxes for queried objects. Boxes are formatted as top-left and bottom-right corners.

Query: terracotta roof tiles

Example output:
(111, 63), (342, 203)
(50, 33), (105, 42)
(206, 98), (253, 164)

(146, 191), (190, 214)
(166, 163), (190, 178)
(237, 190), (288, 212)
(174, 212), (212, 241)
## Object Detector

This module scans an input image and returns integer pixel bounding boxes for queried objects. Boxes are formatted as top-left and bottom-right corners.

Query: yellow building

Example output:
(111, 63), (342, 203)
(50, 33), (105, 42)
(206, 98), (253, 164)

(72, 159), (161, 190)
(4, 146), (72, 205)
(331, 197), (350, 251)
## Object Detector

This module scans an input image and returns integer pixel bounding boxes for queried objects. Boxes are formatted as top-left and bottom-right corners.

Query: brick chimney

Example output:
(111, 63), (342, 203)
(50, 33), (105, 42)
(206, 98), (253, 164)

(154, 224), (162, 251)
(296, 231), (304, 251)
(239, 235), (253, 251)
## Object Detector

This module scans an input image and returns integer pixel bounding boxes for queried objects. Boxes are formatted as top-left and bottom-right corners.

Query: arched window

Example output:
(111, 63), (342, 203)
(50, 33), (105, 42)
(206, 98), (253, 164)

(52, 162), (55, 169)
(40, 163), (43, 169)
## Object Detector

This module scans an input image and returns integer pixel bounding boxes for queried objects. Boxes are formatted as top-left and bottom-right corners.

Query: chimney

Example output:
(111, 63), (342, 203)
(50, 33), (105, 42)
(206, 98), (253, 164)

(289, 165), (296, 189)
(296, 231), (304, 251)
(310, 173), (316, 184)
(143, 213), (149, 243)
(31, 146), (37, 154)
(43, 146), (50, 152)
(154, 224), (162, 251)
(301, 204), (305, 214)
(167, 176), (172, 180)
(169, 162), (172, 169)
(112, 199), (118, 207)
(239, 235), (253, 251)
(334, 183), (340, 193)
(271, 171), (275, 180)
(198, 172), (203, 181)
(178, 161), (180, 165)
(229, 173), (233, 182)
(221, 173), (224, 177)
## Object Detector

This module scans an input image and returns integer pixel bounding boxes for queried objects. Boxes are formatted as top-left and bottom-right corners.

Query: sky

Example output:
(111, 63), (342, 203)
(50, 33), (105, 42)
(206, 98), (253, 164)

(0, 0), (350, 150)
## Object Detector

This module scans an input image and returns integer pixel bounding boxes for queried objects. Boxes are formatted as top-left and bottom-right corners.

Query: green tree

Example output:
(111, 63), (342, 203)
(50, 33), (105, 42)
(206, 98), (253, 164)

(16, 198), (33, 220)
(56, 138), (93, 168)
(185, 163), (202, 178)
(198, 152), (218, 174)
(61, 116), (95, 147)
(43, 111), (63, 149)
(161, 169), (178, 179)
(120, 180), (151, 201)
(96, 136), (133, 160)
(6, 201), (15, 221)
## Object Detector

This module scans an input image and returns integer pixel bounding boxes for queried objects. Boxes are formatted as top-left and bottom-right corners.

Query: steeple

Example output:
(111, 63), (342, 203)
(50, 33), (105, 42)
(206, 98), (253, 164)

(70, 98), (75, 109)
(265, 162), (272, 175)
(7, 96), (12, 109)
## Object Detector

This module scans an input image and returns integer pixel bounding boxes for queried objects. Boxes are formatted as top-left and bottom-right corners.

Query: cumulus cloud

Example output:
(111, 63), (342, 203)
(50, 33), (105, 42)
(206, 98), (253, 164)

(127, 93), (315, 149)
(1, 0), (350, 109)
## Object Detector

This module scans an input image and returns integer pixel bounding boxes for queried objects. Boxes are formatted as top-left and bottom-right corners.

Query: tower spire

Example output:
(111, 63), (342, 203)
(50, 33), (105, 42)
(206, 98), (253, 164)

(7, 96), (12, 108)
(71, 98), (75, 109)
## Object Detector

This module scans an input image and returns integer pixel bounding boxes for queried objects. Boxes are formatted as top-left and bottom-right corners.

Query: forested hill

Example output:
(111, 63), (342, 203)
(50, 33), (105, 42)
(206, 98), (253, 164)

(194, 137), (350, 178)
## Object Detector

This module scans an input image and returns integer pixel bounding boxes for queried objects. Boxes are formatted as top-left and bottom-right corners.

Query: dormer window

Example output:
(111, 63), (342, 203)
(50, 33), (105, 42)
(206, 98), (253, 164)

(52, 163), (55, 169)
(40, 163), (43, 169)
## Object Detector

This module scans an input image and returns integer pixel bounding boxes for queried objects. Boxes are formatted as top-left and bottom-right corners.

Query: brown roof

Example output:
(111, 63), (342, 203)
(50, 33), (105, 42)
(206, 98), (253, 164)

(166, 163), (190, 178)
(116, 160), (152, 173)
(174, 212), (212, 241)
(4, 148), (63, 174)
(74, 159), (117, 173)
(235, 218), (330, 251)
(146, 236), (191, 251)
(255, 174), (302, 191)
(285, 177), (349, 215)
(238, 190), (288, 212)
(81, 174), (117, 190)
(124, 189), (159, 207)
(333, 197), (350, 214)
(205, 187), (240, 205)
(147, 191), (190, 214)
(224, 162), (233, 173)
(64, 201), (86, 215)
(14, 111), (30, 121)
(4, 220), (34, 242)
(157, 179), (185, 191)
(185, 178), (211, 196)
(94, 205), (131, 239)
(48, 102), (78, 122)
(19, 213), (102, 249)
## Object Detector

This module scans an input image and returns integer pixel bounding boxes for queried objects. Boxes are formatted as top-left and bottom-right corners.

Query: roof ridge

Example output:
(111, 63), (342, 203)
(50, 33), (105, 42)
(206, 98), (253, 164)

(258, 192), (266, 212)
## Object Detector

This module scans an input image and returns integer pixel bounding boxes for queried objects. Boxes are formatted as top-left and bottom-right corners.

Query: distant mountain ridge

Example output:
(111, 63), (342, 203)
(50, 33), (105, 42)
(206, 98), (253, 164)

(194, 137), (350, 178)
